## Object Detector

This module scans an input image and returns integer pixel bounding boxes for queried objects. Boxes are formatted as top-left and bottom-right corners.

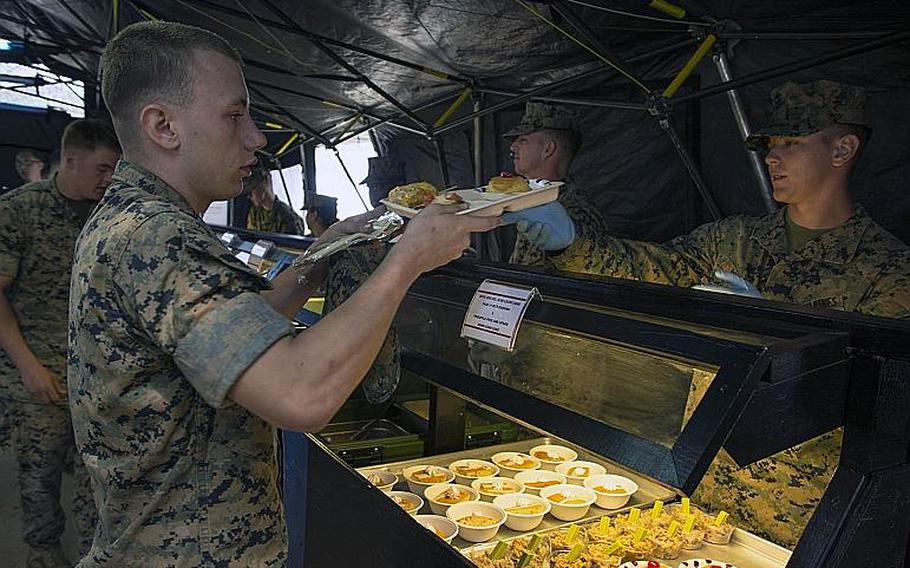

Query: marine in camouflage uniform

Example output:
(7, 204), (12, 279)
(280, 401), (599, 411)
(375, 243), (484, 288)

(69, 161), (295, 566)
(0, 177), (97, 565)
(548, 80), (910, 547)
(503, 102), (610, 268)
(243, 166), (306, 235)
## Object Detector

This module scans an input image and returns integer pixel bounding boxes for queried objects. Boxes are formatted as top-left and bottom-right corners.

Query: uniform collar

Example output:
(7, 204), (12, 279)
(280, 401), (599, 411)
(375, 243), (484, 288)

(751, 205), (870, 264)
(112, 160), (197, 215)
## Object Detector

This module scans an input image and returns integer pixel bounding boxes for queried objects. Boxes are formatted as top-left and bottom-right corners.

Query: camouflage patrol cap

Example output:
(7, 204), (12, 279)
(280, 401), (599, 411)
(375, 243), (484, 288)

(503, 102), (579, 137)
(361, 156), (405, 186)
(745, 80), (869, 150)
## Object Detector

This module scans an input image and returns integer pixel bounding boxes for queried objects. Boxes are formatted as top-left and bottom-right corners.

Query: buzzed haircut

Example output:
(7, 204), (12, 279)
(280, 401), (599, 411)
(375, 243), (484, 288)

(100, 21), (242, 144)
(61, 119), (121, 154)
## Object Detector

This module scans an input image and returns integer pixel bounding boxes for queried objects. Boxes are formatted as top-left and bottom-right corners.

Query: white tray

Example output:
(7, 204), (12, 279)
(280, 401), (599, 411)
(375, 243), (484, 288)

(381, 181), (563, 218)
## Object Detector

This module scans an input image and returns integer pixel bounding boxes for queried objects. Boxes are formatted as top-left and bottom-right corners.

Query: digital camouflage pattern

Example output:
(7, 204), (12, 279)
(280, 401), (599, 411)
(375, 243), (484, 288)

(323, 241), (400, 404)
(745, 79), (869, 150)
(510, 179), (610, 268)
(503, 101), (579, 137)
(69, 161), (295, 567)
(0, 178), (98, 563)
(246, 199), (306, 235)
(552, 205), (910, 546)
(0, 178), (94, 401)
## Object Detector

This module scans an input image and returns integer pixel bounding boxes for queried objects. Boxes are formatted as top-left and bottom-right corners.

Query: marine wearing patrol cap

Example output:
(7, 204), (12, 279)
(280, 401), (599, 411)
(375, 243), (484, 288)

(503, 101), (580, 138)
(361, 156), (406, 206)
(746, 79), (870, 150)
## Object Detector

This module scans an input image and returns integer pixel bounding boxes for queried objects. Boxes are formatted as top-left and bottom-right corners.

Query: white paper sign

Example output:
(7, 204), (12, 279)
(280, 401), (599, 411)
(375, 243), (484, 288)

(461, 279), (539, 351)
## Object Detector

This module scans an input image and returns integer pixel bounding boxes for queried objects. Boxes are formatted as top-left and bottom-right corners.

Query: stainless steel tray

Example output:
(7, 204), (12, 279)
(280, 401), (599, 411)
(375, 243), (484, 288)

(358, 437), (676, 549)
(360, 437), (791, 567)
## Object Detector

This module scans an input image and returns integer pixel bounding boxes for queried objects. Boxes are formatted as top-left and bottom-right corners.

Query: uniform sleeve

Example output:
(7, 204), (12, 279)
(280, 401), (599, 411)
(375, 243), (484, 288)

(0, 195), (26, 278)
(120, 215), (294, 407)
(550, 219), (731, 286)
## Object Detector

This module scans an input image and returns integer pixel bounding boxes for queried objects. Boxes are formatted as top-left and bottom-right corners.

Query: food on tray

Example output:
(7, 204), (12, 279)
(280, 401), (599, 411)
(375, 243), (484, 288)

(547, 493), (588, 505)
(409, 466), (450, 484)
(453, 464), (497, 478)
(703, 511), (734, 545)
(532, 449), (567, 462)
(566, 466), (592, 478)
(478, 479), (520, 495)
(465, 536), (549, 568)
(434, 486), (471, 504)
(390, 494), (418, 512)
(504, 502), (546, 515)
(458, 514), (499, 527)
(367, 473), (384, 485)
(387, 181), (439, 208)
(488, 172), (530, 193)
(524, 479), (561, 489)
(593, 485), (627, 494)
(495, 454), (537, 469)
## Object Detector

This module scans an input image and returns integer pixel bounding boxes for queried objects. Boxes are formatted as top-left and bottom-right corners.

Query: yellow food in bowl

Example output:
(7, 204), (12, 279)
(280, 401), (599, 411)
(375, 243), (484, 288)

(452, 464), (496, 478)
(505, 503), (545, 515)
(458, 514), (498, 527)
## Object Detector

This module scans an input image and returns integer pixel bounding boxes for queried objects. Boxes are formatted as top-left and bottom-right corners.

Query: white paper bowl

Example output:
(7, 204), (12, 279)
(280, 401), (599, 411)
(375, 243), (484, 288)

(514, 470), (567, 495)
(424, 483), (480, 516)
(402, 464), (455, 495)
(555, 460), (607, 485)
(359, 469), (398, 492)
(583, 474), (639, 509)
(448, 459), (500, 485)
(445, 501), (507, 543)
(415, 514), (459, 544)
(491, 452), (541, 478)
(492, 493), (551, 531)
(529, 444), (578, 470)
(539, 483), (597, 521)
(387, 490), (424, 516)
(470, 476), (525, 501)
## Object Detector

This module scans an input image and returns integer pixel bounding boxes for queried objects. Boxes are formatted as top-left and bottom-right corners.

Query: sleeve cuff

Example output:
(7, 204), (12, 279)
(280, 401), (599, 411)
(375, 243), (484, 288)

(174, 292), (294, 408)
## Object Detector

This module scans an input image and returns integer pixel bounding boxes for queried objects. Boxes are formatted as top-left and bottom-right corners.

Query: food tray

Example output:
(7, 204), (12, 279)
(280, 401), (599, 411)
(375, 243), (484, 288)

(357, 437), (675, 550)
(380, 181), (562, 218)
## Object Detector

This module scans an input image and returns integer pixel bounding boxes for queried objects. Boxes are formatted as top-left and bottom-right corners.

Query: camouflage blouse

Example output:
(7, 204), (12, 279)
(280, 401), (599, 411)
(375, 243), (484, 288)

(68, 161), (294, 566)
(246, 199), (306, 235)
(510, 178), (610, 268)
(550, 205), (909, 546)
(0, 177), (94, 402)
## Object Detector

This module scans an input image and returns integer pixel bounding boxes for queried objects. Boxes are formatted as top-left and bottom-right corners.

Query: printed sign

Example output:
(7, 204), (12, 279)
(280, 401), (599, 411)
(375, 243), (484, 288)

(461, 279), (539, 351)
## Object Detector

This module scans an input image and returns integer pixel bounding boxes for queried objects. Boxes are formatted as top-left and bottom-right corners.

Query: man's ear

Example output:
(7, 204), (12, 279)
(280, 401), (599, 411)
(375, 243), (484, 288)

(543, 138), (557, 159)
(832, 133), (859, 168)
(138, 103), (180, 151)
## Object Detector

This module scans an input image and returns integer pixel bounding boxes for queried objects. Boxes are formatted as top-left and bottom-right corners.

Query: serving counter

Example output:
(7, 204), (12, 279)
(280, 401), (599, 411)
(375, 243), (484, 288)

(275, 256), (908, 568)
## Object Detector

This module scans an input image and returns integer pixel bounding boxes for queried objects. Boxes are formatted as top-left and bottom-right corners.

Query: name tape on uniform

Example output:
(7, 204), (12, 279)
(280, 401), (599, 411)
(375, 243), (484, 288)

(461, 279), (539, 351)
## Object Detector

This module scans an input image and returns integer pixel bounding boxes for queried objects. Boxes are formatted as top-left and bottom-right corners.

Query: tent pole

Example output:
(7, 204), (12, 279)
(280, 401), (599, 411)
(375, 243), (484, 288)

(247, 85), (334, 147)
(432, 36), (697, 136)
(658, 114), (723, 220)
(473, 95), (483, 187)
(674, 29), (910, 104)
(434, 139), (450, 188)
(712, 51), (775, 214)
(473, 90), (647, 111)
(717, 30), (898, 41)
(331, 93), (464, 146)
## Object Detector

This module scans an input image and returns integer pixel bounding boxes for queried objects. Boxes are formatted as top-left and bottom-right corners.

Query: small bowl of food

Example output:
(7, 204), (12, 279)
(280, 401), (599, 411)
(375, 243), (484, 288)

(540, 483), (597, 522)
(491, 452), (541, 478)
(402, 464), (454, 495)
(448, 459), (500, 485)
(703, 512), (735, 545)
(492, 493), (551, 531)
(514, 469), (567, 495)
(556, 460), (607, 485)
(414, 514), (459, 544)
(471, 476), (524, 501)
(387, 490), (423, 516)
(359, 469), (398, 492)
(583, 474), (639, 509)
(424, 483), (480, 516)
(445, 501), (507, 543)
(530, 444), (578, 470)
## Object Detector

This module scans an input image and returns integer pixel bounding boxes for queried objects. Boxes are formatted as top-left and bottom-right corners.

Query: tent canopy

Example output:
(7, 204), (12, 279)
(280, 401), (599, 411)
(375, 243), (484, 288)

(2, 0), (908, 242)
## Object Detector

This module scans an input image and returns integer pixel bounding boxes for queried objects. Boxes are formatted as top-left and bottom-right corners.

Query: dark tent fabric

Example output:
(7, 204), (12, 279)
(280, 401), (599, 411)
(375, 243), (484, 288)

(1, 1), (908, 243)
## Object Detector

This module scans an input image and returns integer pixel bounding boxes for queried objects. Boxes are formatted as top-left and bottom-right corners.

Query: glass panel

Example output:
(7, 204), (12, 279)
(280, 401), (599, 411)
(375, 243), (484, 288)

(398, 296), (718, 449)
